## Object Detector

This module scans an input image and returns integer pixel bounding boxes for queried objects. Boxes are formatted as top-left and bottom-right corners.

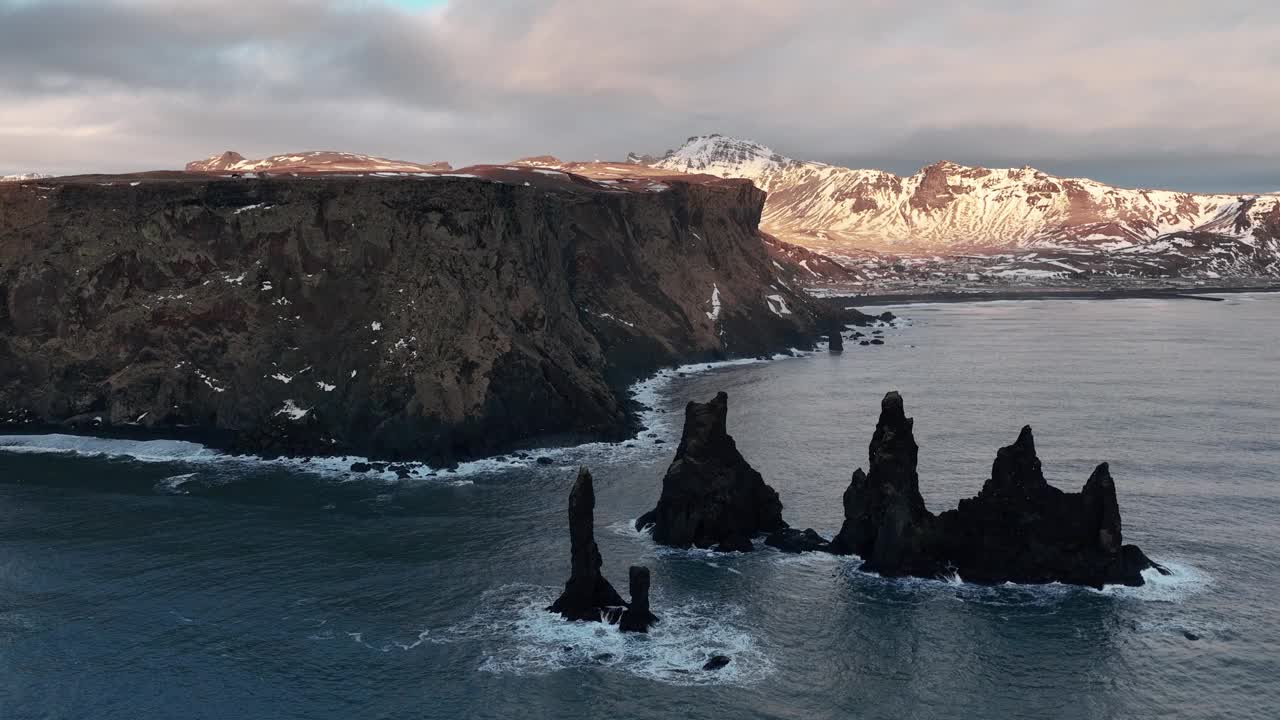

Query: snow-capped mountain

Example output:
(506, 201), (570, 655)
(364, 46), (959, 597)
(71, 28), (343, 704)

(633, 135), (1280, 278)
(1, 173), (51, 182)
(186, 151), (451, 174)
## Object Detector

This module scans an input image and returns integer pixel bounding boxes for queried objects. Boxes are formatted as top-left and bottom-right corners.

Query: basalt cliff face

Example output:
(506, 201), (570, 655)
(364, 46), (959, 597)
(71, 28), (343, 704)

(0, 169), (826, 463)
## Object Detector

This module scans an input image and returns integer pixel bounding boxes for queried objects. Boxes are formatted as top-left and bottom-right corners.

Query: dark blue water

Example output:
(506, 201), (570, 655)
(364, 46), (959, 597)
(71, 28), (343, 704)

(2, 294), (1278, 719)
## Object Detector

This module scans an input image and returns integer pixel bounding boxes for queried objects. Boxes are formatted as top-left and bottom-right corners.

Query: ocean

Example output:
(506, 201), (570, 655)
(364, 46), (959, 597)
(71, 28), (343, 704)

(1, 294), (1277, 719)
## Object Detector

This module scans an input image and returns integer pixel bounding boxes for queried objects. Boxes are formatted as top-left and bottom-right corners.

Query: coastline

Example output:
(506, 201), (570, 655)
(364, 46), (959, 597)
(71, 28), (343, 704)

(0, 350), (819, 482)
(822, 283), (1280, 307)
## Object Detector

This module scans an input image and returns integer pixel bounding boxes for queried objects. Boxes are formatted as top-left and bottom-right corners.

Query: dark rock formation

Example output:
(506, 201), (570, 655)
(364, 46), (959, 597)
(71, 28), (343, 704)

(829, 392), (938, 576)
(548, 467), (625, 622)
(703, 655), (732, 671)
(618, 565), (659, 633)
(635, 392), (787, 551)
(765, 527), (831, 553)
(0, 171), (830, 463)
(828, 323), (844, 352)
(831, 391), (1161, 588)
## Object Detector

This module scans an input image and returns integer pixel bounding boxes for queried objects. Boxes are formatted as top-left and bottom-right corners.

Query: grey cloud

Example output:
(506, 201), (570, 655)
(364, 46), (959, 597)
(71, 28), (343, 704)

(0, 0), (1277, 192)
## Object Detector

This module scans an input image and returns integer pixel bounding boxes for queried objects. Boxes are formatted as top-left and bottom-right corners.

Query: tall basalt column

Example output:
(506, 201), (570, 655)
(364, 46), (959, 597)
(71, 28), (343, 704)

(830, 391), (937, 577)
(548, 466), (625, 621)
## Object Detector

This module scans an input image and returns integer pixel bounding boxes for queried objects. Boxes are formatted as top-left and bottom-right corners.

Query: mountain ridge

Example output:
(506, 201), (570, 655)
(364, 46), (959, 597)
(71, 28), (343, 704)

(626, 134), (1280, 279)
(186, 150), (452, 174)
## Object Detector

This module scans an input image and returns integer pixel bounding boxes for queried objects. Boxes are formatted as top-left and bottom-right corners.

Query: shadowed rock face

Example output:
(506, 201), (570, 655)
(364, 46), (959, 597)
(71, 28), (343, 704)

(831, 391), (1161, 588)
(618, 566), (658, 633)
(548, 467), (625, 622)
(0, 174), (830, 463)
(635, 392), (786, 551)
(829, 391), (937, 576)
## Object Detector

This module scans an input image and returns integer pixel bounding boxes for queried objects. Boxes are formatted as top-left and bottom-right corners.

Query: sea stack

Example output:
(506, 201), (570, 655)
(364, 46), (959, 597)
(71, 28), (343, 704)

(829, 391), (937, 576)
(635, 392), (787, 551)
(831, 391), (1162, 588)
(936, 428), (1162, 587)
(828, 323), (844, 352)
(618, 566), (659, 633)
(548, 467), (626, 621)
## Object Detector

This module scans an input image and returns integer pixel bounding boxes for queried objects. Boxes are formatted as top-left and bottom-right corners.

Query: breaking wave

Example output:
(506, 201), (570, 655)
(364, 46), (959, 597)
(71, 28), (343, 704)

(411, 583), (774, 686)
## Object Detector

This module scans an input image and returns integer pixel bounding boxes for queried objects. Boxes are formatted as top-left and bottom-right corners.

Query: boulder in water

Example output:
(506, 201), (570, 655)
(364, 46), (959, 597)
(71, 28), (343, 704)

(618, 566), (659, 633)
(764, 527), (832, 553)
(635, 392), (787, 551)
(703, 655), (732, 671)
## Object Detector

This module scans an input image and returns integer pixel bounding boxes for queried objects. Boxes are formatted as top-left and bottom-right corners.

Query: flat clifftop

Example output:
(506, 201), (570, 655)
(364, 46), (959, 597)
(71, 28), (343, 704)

(0, 172), (823, 462)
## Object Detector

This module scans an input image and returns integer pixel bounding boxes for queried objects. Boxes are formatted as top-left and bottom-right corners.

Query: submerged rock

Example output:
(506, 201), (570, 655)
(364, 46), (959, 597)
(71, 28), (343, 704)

(831, 391), (1160, 588)
(618, 566), (659, 633)
(548, 467), (626, 621)
(764, 527), (832, 553)
(635, 392), (787, 551)
(703, 655), (732, 671)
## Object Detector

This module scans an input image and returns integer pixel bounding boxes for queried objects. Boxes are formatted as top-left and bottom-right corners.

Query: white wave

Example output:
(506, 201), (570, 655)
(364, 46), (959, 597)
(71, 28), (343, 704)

(0, 432), (494, 484)
(833, 556), (1211, 606)
(1097, 560), (1211, 603)
(0, 434), (224, 463)
(419, 583), (772, 686)
(607, 518), (649, 538)
(156, 472), (199, 495)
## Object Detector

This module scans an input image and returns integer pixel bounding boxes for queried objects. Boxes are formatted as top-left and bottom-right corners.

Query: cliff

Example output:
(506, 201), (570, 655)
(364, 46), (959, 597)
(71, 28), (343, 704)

(0, 169), (826, 463)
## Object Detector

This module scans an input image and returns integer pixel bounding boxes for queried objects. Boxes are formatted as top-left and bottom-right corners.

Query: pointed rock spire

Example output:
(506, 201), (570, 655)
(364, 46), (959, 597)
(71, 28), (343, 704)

(548, 467), (625, 621)
(829, 391), (938, 576)
(635, 392), (786, 551)
(1082, 462), (1123, 554)
(981, 424), (1048, 498)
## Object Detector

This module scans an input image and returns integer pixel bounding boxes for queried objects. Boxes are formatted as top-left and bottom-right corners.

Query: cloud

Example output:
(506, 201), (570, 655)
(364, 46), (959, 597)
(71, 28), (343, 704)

(1, 0), (1277, 191)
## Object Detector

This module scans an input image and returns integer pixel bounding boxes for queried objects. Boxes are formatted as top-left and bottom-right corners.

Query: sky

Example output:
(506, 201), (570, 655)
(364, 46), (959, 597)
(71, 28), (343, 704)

(1, 0), (1277, 192)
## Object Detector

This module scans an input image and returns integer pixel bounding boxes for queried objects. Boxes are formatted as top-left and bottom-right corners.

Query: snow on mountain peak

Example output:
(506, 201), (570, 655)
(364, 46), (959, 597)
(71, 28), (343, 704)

(184, 151), (450, 174)
(651, 134), (791, 178)
(1, 172), (52, 182)
(631, 135), (1280, 263)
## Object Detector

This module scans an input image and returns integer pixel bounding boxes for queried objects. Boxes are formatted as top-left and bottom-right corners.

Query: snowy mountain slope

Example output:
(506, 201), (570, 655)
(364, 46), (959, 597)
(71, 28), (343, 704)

(636, 135), (1279, 260)
(1, 173), (51, 182)
(186, 151), (451, 174)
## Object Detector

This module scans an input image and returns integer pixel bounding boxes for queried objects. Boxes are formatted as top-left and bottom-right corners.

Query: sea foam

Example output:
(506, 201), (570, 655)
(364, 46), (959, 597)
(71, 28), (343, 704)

(417, 583), (774, 686)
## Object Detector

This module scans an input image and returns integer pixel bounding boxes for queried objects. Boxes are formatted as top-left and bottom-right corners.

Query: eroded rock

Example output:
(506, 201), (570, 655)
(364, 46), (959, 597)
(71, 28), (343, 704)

(635, 392), (786, 551)
(831, 391), (1160, 588)
(548, 467), (625, 621)
(618, 565), (659, 633)
(764, 527), (832, 553)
